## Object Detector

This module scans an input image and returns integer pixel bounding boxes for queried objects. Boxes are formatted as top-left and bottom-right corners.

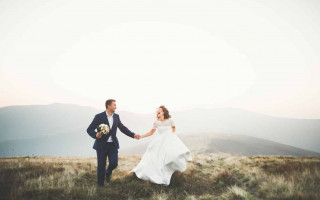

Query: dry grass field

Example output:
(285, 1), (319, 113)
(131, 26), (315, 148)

(0, 154), (319, 200)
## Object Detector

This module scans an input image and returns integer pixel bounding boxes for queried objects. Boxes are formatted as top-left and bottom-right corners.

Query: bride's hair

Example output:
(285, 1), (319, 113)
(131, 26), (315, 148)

(159, 105), (171, 119)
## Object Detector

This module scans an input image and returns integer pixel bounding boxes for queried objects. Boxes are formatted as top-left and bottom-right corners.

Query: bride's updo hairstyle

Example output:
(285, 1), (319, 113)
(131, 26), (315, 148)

(159, 105), (171, 119)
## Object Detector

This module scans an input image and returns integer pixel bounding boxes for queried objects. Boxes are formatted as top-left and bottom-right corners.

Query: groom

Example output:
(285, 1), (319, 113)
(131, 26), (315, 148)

(87, 99), (141, 187)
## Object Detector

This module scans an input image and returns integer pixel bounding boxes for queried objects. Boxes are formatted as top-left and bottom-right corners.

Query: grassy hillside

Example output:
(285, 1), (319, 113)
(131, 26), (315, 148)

(0, 154), (319, 200)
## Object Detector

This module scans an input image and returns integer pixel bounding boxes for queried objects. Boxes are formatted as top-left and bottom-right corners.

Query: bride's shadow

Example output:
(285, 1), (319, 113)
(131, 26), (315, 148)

(124, 171), (187, 186)
(108, 171), (189, 198)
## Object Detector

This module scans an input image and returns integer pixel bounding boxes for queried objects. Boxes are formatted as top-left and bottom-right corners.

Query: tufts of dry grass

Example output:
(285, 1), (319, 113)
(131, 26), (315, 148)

(0, 154), (319, 200)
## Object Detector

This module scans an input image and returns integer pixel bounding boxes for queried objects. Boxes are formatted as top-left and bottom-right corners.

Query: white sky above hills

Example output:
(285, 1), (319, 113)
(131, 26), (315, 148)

(0, 0), (320, 118)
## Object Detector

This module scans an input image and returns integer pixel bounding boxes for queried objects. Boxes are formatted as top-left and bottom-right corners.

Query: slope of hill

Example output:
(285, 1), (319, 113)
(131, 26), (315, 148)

(0, 103), (139, 157)
(0, 103), (98, 141)
(171, 108), (320, 152)
(1, 155), (319, 200)
(121, 132), (320, 157)
(0, 103), (319, 157)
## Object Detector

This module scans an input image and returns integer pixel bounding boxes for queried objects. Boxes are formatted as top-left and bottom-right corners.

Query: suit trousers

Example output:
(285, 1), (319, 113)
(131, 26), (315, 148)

(96, 142), (118, 186)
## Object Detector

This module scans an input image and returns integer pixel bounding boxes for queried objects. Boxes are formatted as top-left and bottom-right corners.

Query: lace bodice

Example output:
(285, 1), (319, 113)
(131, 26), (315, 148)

(152, 119), (175, 130)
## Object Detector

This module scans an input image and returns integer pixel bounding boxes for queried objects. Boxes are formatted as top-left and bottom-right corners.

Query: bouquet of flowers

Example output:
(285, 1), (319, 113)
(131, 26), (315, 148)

(97, 124), (110, 135)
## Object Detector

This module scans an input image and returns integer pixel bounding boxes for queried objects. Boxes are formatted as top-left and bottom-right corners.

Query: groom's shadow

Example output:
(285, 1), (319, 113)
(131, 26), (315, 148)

(89, 169), (202, 199)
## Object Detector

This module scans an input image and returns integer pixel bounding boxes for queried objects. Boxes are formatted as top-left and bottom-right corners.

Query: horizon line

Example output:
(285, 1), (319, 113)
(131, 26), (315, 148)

(0, 102), (319, 120)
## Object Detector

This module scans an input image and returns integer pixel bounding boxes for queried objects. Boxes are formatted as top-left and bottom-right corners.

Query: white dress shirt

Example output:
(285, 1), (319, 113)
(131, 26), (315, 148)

(106, 111), (113, 142)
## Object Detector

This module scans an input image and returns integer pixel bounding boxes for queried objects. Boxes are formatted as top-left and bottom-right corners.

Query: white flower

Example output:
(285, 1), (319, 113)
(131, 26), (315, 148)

(98, 124), (110, 135)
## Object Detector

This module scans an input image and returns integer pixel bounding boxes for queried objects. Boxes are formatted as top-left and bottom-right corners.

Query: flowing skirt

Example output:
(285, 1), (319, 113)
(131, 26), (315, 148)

(130, 129), (192, 185)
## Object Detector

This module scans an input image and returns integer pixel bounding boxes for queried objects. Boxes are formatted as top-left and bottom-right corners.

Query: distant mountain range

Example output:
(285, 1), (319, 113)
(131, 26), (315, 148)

(0, 103), (319, 157)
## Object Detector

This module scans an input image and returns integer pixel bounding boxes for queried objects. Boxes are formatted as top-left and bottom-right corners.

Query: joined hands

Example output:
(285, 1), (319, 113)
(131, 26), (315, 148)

(96, 132), (141, 140)
(134, 134), (141, 140)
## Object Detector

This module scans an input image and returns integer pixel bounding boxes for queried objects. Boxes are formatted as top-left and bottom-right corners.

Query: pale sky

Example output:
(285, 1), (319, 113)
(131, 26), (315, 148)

(0, 0), (320, 118)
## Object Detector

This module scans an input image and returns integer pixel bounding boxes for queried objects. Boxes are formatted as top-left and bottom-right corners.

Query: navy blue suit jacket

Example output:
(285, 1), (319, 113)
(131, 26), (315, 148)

(87, 111), (136, 150)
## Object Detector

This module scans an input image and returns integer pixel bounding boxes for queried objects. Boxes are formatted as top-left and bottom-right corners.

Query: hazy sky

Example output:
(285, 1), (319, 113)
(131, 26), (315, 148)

(1, 0), (320, 118)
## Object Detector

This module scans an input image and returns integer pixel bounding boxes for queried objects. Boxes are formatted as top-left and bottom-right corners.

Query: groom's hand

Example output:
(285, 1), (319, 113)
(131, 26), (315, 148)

(96, 131), (103, 138)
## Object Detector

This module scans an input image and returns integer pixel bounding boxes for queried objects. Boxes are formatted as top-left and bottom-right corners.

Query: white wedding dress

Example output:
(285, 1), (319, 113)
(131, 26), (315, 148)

(130, 119), (192, 185)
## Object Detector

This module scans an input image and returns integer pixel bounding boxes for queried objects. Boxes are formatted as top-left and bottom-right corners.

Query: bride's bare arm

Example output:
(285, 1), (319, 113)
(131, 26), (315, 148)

(141, 129), (156, 138)
(172, 126), (176, 133)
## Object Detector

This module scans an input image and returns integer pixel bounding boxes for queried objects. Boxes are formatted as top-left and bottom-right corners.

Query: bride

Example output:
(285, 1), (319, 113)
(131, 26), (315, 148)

(130, 105), (192, 185)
